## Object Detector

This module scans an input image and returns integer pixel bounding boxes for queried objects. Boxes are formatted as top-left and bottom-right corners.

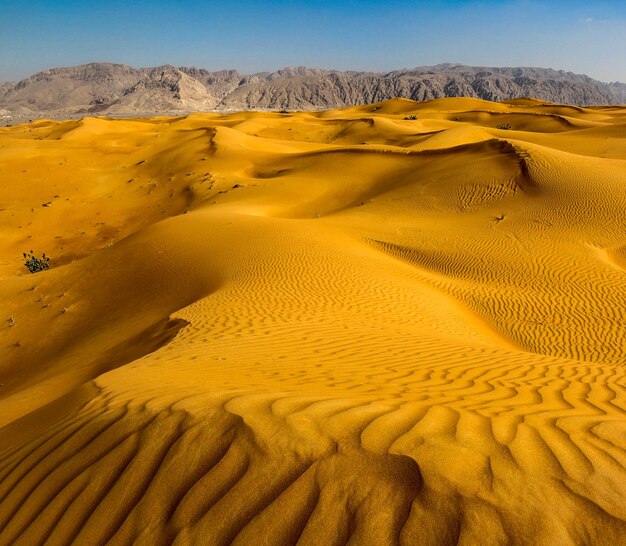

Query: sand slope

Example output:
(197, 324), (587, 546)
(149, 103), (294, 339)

(0, 98), (625, 544)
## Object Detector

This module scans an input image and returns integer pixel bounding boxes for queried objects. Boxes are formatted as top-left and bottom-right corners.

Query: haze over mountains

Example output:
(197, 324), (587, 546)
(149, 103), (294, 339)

(1, 62), (625, 117)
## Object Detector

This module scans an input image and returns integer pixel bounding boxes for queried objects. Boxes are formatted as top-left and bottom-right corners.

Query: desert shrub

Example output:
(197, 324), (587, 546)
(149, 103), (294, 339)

(497, 123), (512, 130)
(23, 251), (50, 273)
(404, 115), (418, 120)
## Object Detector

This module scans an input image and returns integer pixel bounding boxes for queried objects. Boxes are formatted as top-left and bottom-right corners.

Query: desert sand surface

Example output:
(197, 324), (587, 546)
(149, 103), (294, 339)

(0, 97), (625, 545)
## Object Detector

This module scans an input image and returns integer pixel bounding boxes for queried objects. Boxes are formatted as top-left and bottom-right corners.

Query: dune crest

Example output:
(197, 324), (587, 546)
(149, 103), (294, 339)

(1, 98), (625, 544)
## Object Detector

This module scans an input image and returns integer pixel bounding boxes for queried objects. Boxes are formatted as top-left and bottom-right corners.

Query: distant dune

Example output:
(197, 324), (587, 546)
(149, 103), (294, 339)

(1, 63), (625, 120)
(0, 97), (625, 544)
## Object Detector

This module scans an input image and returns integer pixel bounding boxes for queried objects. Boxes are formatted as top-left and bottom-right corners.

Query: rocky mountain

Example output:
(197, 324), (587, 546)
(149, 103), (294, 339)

(1, 62), (624, 116)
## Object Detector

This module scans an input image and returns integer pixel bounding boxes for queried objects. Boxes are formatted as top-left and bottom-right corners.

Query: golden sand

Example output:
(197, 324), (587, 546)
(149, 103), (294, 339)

(0, 98), (625, 544)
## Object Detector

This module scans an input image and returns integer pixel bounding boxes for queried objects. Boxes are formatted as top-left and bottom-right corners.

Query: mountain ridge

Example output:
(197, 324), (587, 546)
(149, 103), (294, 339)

(1, 62), (625, 116)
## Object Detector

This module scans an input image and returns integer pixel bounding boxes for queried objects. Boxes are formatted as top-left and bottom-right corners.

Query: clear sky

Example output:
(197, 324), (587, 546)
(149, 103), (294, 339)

(1, 0), (625, 83)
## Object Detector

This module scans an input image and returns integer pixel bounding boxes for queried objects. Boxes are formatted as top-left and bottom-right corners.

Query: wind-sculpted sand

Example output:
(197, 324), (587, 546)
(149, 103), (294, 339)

(0, 97), (625, 545)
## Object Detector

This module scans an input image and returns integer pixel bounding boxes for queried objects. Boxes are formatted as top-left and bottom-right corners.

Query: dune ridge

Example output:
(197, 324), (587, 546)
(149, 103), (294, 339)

(0, 97), (625, 544)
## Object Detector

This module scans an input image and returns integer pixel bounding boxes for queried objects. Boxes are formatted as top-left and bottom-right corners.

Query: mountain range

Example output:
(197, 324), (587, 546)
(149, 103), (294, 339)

(1, 62), (625, 116)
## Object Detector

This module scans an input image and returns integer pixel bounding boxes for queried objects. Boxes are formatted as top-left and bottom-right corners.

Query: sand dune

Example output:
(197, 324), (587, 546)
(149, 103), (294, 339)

(0, 97), (625, 544)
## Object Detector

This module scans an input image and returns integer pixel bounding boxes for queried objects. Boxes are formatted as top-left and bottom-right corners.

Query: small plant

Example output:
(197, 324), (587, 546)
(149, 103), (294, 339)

(496, 123), (512, 130)
(404, 115), (418, 120)
(23, 251), (51, 273)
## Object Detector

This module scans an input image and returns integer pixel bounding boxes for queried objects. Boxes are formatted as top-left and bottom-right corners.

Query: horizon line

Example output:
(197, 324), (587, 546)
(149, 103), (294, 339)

(4, 61), (625, 86)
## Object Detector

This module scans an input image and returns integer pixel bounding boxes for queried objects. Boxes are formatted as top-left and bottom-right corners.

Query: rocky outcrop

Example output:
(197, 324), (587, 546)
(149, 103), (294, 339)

(0, 62), (624, 116)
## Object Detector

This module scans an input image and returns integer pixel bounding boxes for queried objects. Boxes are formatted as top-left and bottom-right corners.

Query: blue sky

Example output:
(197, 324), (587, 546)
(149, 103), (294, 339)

(1, 0), (625, 82)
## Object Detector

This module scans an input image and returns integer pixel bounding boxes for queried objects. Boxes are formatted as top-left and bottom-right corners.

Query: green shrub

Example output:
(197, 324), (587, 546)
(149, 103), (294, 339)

(23, 251), (51, 273)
